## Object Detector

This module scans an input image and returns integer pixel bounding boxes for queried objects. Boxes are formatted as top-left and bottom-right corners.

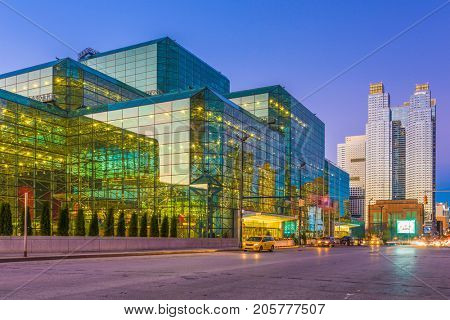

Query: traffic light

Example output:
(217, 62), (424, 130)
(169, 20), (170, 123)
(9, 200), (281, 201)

(423, 195), (428, 205)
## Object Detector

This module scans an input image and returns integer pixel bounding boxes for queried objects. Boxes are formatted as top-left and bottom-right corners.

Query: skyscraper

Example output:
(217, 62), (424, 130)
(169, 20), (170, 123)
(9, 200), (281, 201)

(365, 82), (391, 226)
(406, 84), (436, 225)
(363, 83), (436, 230)
(337, 135), (366, 219)
(391, 119), (406, 200)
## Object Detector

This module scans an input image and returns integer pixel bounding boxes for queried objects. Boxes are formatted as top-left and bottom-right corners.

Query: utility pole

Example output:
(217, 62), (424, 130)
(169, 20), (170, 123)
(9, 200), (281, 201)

(298, 162), (306, 245)
(238, 134), (249, 248)
(24, 192), (28, 258)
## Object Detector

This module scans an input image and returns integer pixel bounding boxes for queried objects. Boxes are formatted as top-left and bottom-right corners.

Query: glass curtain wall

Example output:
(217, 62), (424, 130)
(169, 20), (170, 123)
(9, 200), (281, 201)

(228, 86), (326, 237)
(0, 58), (147, 112)
(81, 38), (230, 96)
(1, 85), (336, 239)
(0, 91), (67, 235)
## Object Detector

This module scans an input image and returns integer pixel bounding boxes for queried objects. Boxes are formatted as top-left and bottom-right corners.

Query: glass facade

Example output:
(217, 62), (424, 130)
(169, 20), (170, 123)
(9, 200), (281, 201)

(81, 37), (230, 95)
(0, 90), (68, 232)
(0, 38), (348, 240)
(0, 87), (285, 238)
(324, 159), (350, 217)
(0, 58), (147, 111)
(228, 86), (328, 238)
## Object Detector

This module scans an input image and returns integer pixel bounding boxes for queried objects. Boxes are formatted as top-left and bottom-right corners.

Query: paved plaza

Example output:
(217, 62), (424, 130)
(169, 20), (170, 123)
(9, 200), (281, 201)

(0, 246), (449, 300)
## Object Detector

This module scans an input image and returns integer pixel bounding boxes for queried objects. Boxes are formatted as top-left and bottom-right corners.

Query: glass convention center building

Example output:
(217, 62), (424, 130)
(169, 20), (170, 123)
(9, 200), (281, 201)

(0, 37), (349, 239)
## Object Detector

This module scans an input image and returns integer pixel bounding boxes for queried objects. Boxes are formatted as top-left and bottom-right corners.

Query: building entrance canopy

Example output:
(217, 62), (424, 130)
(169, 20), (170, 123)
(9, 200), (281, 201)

(242, 211), (297, 223)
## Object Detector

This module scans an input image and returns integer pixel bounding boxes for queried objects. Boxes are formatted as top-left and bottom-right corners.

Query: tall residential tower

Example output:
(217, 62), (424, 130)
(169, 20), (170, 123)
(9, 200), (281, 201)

(365, 83), (391, 225)
(406, 84), (436, 225)
(337, 135), (366, 219)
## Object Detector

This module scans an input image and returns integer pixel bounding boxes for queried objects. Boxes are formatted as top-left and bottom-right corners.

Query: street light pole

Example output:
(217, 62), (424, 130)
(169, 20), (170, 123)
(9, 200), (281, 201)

(298, 162), (306, 245)
(238, 134), (249, 249)
(24, 192), (28, 258)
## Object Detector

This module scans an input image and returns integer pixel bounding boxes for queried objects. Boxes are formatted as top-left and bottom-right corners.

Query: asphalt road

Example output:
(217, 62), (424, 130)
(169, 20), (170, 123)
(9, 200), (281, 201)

(0, 246), (449, 300)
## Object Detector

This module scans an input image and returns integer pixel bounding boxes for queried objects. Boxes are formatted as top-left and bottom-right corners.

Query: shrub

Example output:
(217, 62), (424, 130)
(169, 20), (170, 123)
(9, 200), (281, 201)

(0, 203), (13, 236)
(128, 213), (138, 237)
(57, 207), (69, 236)
(40, 203), (51, 236)
(104, 208), (115, 237)
(0, 203), (5, 235)
(75, 208), (86, 236)
(117, 211), (126, 237)
(160, 215), (169, 237)
(139, 214), (148, 237)
(150, 214), (159, 237)
(170, 215), (177, 238)
(19, 207), (33, 236)
(88, 212), (99, 236)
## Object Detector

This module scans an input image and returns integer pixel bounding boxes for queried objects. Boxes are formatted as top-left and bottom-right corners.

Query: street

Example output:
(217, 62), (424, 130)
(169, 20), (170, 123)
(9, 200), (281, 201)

(0, 246), (449, 300)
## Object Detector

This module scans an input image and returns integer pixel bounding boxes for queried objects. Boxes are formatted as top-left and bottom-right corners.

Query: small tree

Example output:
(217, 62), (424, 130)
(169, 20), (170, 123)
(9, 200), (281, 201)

(160, 215), (169, 237)
(139, 214), (148, 237)
(170, 215), (177, 238)
(104, 208), (115, 237)
(128, 212), (138, 237)
(57, 207), (69, 236)
(117, 211), (126, 237)
(150, 214), (159, 237)
(40, 202), (51, 236)
(75, 208), (86, 236)
(1, 203), (13, 236)
(19, 207), (33, 236)
(0, 203), (5, 235)
(88, 212), (99, 236)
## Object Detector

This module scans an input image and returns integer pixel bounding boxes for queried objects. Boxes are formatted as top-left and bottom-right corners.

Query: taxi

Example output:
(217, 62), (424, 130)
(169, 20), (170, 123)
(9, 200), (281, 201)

(243, 236), (276, 252)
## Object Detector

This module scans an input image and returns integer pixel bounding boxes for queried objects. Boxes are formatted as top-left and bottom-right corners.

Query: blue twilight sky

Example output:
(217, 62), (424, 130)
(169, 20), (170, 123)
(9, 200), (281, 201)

(0, 0), (449, 201)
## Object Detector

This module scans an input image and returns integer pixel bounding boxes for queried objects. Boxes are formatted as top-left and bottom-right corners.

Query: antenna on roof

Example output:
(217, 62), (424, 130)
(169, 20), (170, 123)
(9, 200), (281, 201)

(78, 48), (99, 61)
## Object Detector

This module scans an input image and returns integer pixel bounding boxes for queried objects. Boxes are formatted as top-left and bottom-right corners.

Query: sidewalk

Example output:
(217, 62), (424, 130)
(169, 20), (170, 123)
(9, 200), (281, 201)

(0, 248), (239, 264)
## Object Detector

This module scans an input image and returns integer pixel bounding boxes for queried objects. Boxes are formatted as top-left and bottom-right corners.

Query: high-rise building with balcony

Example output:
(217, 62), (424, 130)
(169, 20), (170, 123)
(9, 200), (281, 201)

(406, 84), (436, 225)
(365, 82), (391, 226)
(363, 83), (436, 230)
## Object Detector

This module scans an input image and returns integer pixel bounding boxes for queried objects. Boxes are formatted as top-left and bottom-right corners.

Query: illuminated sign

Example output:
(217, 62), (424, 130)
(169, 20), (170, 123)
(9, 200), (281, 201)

(29, 93), (55, 103)
(145, 89), (165, 96)
(396, 220), (415, 234)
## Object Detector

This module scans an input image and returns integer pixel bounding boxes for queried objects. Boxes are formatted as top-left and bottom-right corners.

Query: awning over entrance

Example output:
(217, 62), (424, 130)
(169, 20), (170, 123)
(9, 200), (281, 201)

(335, 222), (362, 236)
(242, 211), (297, 223)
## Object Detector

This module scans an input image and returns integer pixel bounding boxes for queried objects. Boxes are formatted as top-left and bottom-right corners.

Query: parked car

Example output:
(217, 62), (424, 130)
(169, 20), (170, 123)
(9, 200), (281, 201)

(367, 236), (383, 246)
(340, 236), (355, 246)
(243, 236), (276, 252)
(309, 238), (318, 246)
(316, 236), (336, 247)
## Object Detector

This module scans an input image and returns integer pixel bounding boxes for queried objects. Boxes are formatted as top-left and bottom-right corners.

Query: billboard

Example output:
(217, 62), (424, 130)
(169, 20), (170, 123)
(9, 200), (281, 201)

(396, 220), (415, 234)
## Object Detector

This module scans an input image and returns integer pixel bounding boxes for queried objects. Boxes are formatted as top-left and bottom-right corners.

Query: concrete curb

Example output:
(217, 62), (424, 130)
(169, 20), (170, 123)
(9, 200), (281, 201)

(0, 248), (239, 264)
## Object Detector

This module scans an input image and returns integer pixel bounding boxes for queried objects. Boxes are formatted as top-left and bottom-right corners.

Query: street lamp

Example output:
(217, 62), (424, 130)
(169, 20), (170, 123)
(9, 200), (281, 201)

(297, 161), (306, 245)
(238, 133), (250, 248)
(23, 192), (28, 257)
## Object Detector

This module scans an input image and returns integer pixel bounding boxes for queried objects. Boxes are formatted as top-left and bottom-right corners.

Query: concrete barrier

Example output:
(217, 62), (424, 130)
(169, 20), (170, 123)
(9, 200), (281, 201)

(275, 239), (295, 247)
(0, 236), (238, 254)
